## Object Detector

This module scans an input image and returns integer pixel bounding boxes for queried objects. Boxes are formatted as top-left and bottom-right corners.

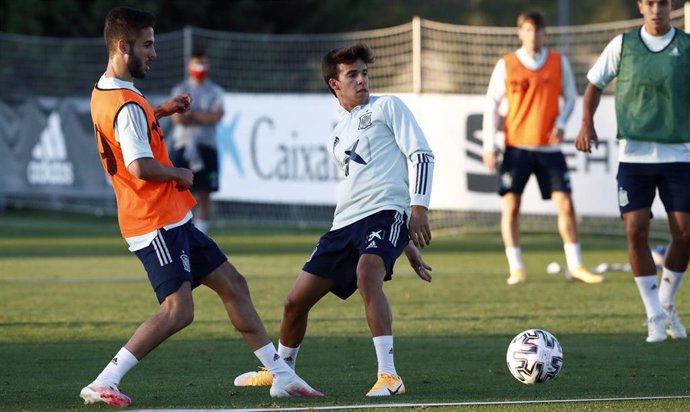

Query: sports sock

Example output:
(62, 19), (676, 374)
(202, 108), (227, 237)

(277, 341), (299, 370)
(93, 347), (138, 387)
(634, 275), (664, 320)
(505, 247), (524, 272)
(373, 335), (397, 376)
(563, 243), (584, 269)
(254, 342), (293, 381)
(659, 267), (685, 312)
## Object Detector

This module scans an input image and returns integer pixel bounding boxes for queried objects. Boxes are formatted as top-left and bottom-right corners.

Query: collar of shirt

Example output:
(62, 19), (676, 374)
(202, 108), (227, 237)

(515, 47), (548, 71)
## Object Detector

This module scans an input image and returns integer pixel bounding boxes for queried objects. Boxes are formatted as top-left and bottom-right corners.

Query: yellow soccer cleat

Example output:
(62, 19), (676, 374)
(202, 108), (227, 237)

(565, 266), (605, 284)
(506, 268), (527, 285)
(233, 367), (273, 387)
(366, 373), (406, 397)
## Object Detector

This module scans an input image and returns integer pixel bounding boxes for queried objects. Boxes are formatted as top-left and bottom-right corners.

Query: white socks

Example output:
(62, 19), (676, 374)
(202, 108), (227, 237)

(93, 347), (138, 387)
(373, 335), (397, 376)
(254, 342), (293, 381)
(277, 341), (300, 370)
(564, 243), (584, 270)
(505, 247), (523, 271)
(634, 275), (664, 320)
(659, 267), (685, 312)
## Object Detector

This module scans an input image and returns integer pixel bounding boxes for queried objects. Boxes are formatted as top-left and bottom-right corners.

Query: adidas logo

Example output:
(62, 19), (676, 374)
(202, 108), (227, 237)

(366, 240), (377, 249)
(27, 111), (74, 185)
(273, 353), (280, 361)
(110, 356), (118, 365)
(669, 47), (680, 56)
(388, 347), (394, 354)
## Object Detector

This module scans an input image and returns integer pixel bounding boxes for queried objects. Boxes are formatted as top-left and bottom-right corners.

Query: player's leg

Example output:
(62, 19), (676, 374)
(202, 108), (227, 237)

(281, 271), (334, 348)
(499, 147), (532, 284)
(552, 191), (604, 284)
(82, 226), (199, 406)
(659, 212), (690, 339)
(194, 226), (321, 397)
(657, 164), (690, 339)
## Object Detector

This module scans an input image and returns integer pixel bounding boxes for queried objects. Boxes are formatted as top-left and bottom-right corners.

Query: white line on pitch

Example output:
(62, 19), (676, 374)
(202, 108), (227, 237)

(128, 394), (690, 412)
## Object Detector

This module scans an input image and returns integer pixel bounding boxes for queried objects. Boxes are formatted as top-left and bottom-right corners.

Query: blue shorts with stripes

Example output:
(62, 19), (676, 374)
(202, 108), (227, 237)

(134, 221), (227, 303)
(302, 210), (409, 300)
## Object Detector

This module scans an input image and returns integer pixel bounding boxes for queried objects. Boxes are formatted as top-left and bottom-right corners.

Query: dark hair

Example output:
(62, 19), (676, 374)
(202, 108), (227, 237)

(104, 7), (156, 55)
(191, 47), (207, 59)
(517, 11), (546, 29)
(321, 44), (374, 96)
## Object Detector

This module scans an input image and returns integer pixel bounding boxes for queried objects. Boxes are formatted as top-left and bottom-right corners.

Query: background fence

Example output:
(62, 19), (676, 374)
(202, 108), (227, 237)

(0, 7), (687, 237)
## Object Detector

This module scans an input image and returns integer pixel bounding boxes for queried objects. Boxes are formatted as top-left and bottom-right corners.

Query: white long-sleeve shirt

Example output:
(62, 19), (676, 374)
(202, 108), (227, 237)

(587, 26), (690, 163)
(328, 95), (434, 230)
(482, 48), (577, 153)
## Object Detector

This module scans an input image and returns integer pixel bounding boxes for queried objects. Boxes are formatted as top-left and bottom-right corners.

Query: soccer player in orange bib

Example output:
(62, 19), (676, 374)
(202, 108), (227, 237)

(80, 7), (321, 407)
(482, 11), (604, 286)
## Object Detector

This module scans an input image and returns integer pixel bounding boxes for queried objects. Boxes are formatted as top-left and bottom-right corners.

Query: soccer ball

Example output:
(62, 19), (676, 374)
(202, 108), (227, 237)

(506, 329), (563, 384)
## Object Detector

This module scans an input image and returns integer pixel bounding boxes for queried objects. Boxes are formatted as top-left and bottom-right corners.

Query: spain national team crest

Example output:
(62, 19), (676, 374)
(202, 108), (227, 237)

(618, 187), (629, 207)
(180, 254), (191, 272)
(358, 111), (372, 130)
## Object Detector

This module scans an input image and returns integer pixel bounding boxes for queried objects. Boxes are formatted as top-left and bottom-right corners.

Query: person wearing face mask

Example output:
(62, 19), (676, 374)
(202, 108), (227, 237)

(170, 48), (225, 235)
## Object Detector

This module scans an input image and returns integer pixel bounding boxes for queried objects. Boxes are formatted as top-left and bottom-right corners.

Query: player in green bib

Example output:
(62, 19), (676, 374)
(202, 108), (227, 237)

(576, 0), (690, 343)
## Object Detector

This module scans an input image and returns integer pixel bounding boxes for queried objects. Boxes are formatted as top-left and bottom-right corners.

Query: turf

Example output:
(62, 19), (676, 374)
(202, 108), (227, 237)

(1, 209), (689, 411)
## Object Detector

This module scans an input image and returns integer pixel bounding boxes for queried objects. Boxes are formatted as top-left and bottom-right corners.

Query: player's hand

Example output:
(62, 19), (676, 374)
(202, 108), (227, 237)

(157, 94), (192, 118)
(483, 150), (498, 173)
(548, 127), (564, 146)
(409, 205), (431, 248)
(575, 122), (599, 153)
(174, 167), (194, 190)
(404, 243), (432, 282)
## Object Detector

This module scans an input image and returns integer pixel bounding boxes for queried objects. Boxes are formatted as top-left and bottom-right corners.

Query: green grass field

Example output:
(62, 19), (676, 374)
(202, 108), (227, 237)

(1, 209), (689, 411)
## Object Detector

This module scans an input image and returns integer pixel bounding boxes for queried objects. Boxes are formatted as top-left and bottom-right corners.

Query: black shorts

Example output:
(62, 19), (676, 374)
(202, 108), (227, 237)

(170, 144), (219, 192)
(616, 162), (690, 214)
(134, 222), (227, 303)
(302, 210), (409, 300)
(498, 146), (571, 199)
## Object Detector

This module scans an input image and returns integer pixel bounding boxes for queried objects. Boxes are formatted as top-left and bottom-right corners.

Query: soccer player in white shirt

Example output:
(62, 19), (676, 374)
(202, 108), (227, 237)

(234, 43), (434, 396)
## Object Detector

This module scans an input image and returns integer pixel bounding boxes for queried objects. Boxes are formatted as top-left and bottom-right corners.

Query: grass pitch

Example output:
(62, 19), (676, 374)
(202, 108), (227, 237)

(1, 209), (689, 411)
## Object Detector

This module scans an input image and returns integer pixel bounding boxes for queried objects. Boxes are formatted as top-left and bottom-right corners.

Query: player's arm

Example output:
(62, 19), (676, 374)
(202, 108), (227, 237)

(155, 93), (192, 119)
(550, 55), (577, 145)
(403, 243), (432, 282)
(384, 97), (435, 248)
(575, 83), (603, 153)
(482, 59), (506, 172)
(575, 34), (621, 153)
(116, 103), (193, 189)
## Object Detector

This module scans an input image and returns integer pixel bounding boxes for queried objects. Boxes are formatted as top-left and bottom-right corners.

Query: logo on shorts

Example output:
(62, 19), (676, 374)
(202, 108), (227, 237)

(367, 230), (383, 242)
(618, 187), (629, 207)
(500, 172), (513, 190)
(180, 253), (191, 272)
(366, 240), (378, 249)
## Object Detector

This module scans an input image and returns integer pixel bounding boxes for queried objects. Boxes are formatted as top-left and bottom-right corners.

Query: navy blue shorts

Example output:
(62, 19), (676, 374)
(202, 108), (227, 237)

(170, 144), (219, 192)
(616, 162), (690, 214)
(134, 222), (227, 303)
(498, 147), (571, 199)
(302, 210), (409, 300)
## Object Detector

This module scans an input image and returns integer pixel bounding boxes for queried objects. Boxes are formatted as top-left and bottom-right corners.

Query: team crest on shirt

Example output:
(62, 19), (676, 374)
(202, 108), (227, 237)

(180, 253), (191, 272)
(618, 187), (629, 207)
(358, 111), (373, 130)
